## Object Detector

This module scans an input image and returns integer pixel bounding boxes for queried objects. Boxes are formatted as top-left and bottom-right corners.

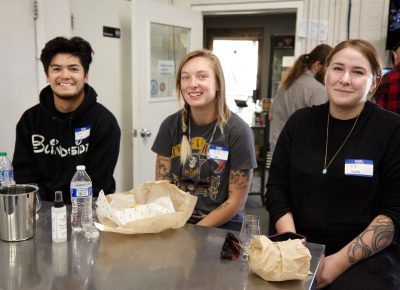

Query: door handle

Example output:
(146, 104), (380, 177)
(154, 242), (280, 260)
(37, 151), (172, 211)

(140, 128), (152, 138)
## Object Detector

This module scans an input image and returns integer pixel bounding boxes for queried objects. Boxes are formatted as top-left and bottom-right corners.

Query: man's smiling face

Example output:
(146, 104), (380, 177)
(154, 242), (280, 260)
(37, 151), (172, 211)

(46, 53), (87, 101)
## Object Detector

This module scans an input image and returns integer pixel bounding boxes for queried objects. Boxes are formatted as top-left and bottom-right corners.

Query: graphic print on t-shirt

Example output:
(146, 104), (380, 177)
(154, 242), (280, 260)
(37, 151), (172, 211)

(171, 136), (226, 201)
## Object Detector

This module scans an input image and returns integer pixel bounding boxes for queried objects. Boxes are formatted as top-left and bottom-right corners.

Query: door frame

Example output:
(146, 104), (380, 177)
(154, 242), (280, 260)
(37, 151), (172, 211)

(191, 1), (304, 57)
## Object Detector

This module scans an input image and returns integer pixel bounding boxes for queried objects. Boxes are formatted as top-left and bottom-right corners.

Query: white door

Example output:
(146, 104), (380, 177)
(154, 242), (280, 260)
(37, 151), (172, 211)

(70, 0), (132, 192)
(131, 1), (202, 186)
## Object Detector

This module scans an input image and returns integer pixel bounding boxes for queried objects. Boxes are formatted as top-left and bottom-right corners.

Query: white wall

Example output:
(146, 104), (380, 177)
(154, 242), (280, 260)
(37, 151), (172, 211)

(0, 0), (72, 158)
(36, 0), (72, 89)
(303, 0), (390, 65)
(0, 1), (38, 158)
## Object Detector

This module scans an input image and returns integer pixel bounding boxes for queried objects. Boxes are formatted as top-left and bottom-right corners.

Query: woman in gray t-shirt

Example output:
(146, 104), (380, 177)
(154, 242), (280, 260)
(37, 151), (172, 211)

(152, 49), (257, 231)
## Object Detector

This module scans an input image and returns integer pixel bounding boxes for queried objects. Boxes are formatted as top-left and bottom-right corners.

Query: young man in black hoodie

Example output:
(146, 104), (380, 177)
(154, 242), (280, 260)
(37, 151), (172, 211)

(13, 36), (121, 203)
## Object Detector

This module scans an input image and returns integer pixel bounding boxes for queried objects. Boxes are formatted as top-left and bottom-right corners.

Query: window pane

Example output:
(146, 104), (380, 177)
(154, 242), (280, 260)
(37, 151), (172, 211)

(150, 23), (190, 99)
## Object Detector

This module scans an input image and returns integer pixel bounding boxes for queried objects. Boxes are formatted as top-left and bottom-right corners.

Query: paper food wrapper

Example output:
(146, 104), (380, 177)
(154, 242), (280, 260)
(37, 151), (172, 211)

(248, 235), (311, 281)
(95, 180), (198, 234)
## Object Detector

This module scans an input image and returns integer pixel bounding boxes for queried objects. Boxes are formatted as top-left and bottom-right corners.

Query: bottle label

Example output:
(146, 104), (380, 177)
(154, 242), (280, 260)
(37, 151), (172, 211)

(8, 169), (14, 181)
(0, 169), (13, 182)
(71, 186), (93, 198)
(52, 208), (67, 242)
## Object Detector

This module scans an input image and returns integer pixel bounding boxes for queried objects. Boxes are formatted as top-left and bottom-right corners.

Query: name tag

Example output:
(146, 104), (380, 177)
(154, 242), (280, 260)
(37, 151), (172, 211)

(208, 145), (229, 161)
(74, 126), (91, 141)
(344, 159), (373, 177)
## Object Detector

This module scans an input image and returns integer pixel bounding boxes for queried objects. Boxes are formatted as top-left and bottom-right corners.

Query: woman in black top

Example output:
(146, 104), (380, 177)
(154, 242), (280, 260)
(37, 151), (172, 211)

(266, 39), (400, 289)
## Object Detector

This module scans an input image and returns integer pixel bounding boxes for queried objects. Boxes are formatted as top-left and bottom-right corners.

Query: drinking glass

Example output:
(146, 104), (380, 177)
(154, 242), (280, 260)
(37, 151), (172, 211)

(239, 215), (260, 261)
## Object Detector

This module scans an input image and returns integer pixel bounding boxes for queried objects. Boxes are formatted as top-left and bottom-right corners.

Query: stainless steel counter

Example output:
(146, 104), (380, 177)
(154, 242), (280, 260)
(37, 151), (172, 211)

(0, 202), (324, 290)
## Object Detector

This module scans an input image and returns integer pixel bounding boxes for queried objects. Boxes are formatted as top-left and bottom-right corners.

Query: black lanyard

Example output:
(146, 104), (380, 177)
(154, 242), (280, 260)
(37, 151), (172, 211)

(188, 117), (218, 148)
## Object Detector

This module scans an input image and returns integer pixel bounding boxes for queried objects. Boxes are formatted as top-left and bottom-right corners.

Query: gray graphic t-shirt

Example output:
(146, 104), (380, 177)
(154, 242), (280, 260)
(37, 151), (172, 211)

(152, 111), (257, 220)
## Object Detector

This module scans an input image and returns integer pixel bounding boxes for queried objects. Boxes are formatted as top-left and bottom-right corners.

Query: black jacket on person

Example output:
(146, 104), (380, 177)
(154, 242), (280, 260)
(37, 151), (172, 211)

(13, 84), (121, 203)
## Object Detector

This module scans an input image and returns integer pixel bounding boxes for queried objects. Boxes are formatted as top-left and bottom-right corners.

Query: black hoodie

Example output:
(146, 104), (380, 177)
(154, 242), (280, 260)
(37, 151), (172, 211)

(13, 84), (121, 203)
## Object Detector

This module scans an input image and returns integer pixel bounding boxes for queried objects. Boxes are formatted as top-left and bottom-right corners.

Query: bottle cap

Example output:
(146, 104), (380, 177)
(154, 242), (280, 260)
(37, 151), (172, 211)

(54, 191), (64, 208)
(76, 165), (86, 170)
(0, 152), (6, 156)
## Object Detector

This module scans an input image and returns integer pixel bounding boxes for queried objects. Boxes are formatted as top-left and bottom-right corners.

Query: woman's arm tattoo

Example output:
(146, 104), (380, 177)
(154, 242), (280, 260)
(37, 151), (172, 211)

(229, 169), (252, 190)
(214, 170), (252, 211)
(347, 215), (394, 265)
(215, 201), (230, 211)
(156, 156), (172, 181)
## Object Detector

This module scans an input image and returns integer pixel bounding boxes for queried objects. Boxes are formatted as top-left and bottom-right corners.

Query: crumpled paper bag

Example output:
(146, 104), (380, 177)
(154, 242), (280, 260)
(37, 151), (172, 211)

(95, 180), (198, 234)
(248, 235), (311, 281)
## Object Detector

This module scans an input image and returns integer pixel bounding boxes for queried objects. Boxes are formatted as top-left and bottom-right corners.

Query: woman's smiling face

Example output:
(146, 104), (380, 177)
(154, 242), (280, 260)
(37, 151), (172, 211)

(180, 56), (219, 110)
(325, 47), (376, 112)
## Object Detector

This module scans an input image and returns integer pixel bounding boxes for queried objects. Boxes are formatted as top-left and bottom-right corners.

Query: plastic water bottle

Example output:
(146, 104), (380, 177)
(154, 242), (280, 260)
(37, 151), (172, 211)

(70, 165), (93, 232)
(0, 152), (15, 186)
(70, 165), (99, 238)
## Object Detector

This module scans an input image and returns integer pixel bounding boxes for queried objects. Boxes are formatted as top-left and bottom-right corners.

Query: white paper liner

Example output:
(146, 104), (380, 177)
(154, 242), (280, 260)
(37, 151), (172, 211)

(94, 180), (198, 234)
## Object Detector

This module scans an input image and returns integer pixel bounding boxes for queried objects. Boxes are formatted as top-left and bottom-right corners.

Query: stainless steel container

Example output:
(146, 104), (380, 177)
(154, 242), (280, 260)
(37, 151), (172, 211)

(0, 184), (37, 241)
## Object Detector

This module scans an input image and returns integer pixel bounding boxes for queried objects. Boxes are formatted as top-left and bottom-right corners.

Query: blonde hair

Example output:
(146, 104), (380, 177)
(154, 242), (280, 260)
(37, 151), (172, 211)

(176, 49), (231, 165)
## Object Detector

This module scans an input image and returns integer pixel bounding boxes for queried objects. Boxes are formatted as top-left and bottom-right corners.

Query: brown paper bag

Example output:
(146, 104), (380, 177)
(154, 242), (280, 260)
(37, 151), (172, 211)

(248, 235), (311, 281)
(95, 180), (198, 234)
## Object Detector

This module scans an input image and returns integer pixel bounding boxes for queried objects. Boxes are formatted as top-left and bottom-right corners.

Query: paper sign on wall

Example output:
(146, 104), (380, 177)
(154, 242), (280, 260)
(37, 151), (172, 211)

(158, 60), (174, 76)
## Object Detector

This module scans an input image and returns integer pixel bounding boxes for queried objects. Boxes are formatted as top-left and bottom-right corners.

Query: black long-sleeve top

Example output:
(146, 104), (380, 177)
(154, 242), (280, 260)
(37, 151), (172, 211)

(266, 101), (400, 255)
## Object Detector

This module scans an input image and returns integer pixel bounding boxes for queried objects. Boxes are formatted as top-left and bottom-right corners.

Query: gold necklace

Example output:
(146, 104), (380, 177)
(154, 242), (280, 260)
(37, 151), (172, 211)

(322, 112), (360, 174)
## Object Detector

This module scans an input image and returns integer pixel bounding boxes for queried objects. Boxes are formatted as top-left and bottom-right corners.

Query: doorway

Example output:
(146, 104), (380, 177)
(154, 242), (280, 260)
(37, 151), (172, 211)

(206, 28), (263, 124)
(204, 13), (296, 100)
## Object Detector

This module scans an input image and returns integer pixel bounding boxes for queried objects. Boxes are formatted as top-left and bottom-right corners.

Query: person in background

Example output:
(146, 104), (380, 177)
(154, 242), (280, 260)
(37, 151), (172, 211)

(373, 39), (400, 114)
(266, 39), (400, 289)
(269, 44), (333, 154)
(152, 49), (257, 231)
(13, 36), (121, 203)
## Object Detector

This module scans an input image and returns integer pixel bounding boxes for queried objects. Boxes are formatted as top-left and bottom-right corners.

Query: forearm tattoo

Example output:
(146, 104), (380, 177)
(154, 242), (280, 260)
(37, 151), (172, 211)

(156, 156), (172, 181)
(347, 215), (394, 265)
(229, 169), (252, 190)
(214, 170), (252, 212)
(215, 201), (230, 211)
